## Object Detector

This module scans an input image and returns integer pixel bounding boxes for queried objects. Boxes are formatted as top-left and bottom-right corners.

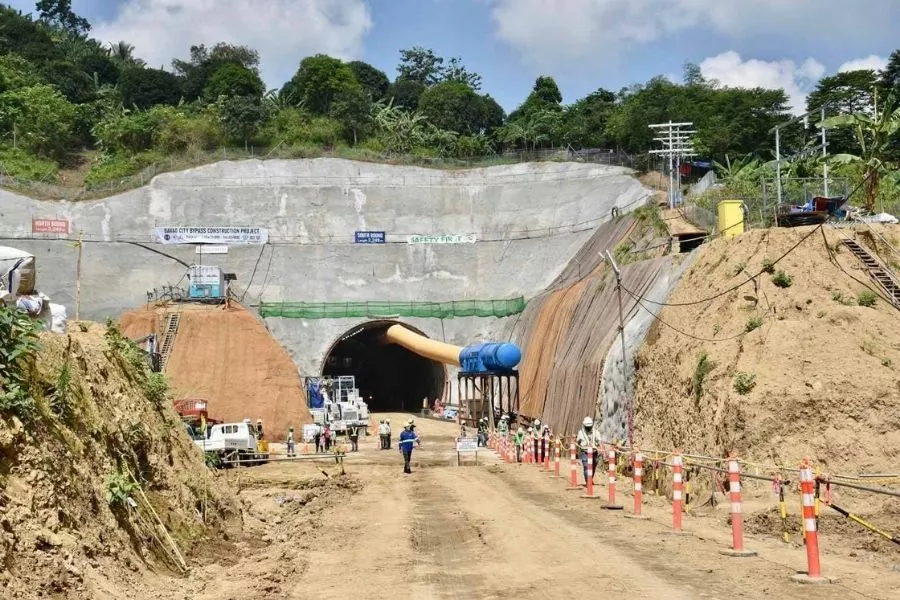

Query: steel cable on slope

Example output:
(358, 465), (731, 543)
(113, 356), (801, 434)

(619, 223), (824, 307)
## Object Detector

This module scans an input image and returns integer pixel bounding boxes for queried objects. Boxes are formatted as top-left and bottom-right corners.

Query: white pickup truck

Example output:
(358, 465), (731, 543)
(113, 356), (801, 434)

(194, 421), (267, 464)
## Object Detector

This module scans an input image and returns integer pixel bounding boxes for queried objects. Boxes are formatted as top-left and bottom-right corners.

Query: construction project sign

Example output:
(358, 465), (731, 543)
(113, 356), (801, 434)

(31, 218), (69, 234)
(355, 231), (386, 244)
(407, 234), (476, 244)
(155, 227), (268, 245)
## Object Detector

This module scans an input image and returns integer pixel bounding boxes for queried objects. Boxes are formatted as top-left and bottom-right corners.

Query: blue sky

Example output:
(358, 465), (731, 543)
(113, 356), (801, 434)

(7, 0), (900, 113)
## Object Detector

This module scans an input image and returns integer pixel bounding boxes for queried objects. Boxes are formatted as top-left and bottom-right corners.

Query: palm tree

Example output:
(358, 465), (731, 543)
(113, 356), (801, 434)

(108, 41), (145, 67)
(827, 96), (900, 212)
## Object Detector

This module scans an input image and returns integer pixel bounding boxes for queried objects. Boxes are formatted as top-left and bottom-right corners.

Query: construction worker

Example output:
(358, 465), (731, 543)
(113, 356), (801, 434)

(576, 417), (603, 485)
(541, 424), (551, 462)
(385, 419), (392, 449)
(348, 423), (360, 452)
(514, 426), (525, 463)
(378, 419), (388, 450)
(398, 422), (421, 474)
(477, 417), (488, 447)
(497, 414), (509, 439)
(256, 418), (264, 440)
(532, 419), (542, 463)
(286, 426), (295, 457)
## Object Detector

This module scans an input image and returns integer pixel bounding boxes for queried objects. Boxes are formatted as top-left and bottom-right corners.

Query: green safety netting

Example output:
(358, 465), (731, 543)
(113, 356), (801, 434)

(258, 297), (526, 319)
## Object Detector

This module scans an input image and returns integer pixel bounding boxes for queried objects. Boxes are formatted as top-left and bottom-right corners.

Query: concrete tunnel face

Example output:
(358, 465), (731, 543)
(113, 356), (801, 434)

(322, 320), (446, 412)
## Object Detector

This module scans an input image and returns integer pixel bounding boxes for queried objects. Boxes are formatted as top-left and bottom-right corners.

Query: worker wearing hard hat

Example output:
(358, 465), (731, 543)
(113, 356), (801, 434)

(398, 422), (421, 474)
(385, 419), (392, 449)
(378, 420), (389, 450)
(532, 419), (542, 463)
(497, 414), (509, 439)
(286, 426), (295, 457)
(575, 417), (603, 485)
(514, 426), (525, 463)
(477, 417), (488, 447)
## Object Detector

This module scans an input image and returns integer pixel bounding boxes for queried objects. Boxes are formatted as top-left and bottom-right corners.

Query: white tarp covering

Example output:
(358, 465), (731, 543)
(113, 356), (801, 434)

(874, 212), (899, 225)
(0, 246), (36, 295)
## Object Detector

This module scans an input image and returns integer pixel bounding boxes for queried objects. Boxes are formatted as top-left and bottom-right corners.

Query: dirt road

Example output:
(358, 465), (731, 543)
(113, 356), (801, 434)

(173, 414), (899, 600)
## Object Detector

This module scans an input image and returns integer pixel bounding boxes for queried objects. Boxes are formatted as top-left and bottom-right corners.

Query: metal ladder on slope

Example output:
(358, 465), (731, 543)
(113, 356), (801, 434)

(158, 312), (181, 371)
(840, 239), (900, 308)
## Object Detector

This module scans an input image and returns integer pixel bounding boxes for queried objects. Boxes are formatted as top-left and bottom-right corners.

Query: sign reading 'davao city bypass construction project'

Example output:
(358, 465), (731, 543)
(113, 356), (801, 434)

(407, 234), (477, 244)
(154, 227), (268, 245)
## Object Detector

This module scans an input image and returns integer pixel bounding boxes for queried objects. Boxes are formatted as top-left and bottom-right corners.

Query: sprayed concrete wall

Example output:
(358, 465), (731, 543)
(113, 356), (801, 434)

(0, 158), (649, 379)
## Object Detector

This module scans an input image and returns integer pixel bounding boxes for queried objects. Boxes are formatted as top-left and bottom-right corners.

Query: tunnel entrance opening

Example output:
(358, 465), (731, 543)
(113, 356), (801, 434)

(322, 321), (446, 413)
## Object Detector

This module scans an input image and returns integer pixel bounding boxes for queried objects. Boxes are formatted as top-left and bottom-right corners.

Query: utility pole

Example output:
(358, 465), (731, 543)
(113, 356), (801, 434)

(821, 106), (829, 197)
(770, 101), (833, 207)
(649, 121), (696, 208)
(605, 249), (632, 448)
(74, 231), (83, 321)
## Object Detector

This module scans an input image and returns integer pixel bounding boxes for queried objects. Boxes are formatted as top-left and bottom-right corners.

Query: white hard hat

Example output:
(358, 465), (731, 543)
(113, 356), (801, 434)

(583, 417), (594, 427)
(527, 427), (533, 432)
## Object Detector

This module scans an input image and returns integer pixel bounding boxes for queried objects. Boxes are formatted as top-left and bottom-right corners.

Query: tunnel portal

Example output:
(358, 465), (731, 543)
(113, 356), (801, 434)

(322, 321), (447, 412)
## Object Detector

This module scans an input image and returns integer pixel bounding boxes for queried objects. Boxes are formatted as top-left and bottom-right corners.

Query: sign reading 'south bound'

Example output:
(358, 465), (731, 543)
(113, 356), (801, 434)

(155, 227), (268, 245)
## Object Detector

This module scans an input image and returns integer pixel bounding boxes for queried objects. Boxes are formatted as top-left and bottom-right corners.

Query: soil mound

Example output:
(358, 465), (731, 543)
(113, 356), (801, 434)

(121, 304), (311, 440)
(0, 322), (238, 599)
(633, 225), (900, 474)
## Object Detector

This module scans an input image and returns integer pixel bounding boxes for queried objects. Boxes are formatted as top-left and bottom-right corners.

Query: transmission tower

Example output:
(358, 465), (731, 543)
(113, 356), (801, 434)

(648, 121), (696, 208)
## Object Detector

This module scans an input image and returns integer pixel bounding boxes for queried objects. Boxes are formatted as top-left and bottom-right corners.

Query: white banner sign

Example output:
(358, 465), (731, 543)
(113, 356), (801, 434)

(456, 437), (478, 452)
(407, 234), (476, 245)
(155, 227), (268, 245)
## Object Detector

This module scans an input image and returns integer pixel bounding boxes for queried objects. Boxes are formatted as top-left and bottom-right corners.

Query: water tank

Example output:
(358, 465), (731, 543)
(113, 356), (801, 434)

(717, 200), (745, 239)
(458, 342), (522, 373)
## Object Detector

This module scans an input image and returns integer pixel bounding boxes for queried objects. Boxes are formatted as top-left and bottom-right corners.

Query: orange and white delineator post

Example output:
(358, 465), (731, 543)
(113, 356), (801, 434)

(551, 440), (561, 478)
(525, 435), (533, 464)
(602, 447), (623, 510)
(791, 459), (835, 584)
(672, 451), (684, 531)
(720, 455), (757, 557)
(543, 438), (551, 471)
(582, 447), (599, 499)
(567, 443), (580, 489)
(624, 451), (649, 519)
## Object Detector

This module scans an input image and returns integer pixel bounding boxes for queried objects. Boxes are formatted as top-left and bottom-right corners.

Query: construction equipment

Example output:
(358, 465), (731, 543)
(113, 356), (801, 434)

(305, 376), (369, 434)
(195, 420), (269, 464)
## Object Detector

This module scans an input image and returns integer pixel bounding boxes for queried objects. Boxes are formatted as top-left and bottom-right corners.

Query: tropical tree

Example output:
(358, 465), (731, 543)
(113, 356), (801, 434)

(372, 100), (429, 153)
(827, 96), (900, 212)
(108, 41), (145, 67)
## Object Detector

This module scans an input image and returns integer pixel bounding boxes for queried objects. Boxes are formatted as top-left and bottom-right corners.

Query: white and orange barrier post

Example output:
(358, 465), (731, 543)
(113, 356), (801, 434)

(567, 442), (580, 490)
(603, 447), (623, 510)
(543, 439), (551, 471)
(791, 459), (835, 584)
(551, 439), (561, 478)
(672, 451), (684, 532)
(720, 454), (757, 557)
(525, 436), (532, 464)
(582, 447), (600, 499)
(624, 451), (648, 520)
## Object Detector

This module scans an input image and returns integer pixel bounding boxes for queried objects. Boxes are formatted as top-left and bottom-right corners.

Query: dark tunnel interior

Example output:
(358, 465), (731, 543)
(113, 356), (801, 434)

(322, 321), (446, 412)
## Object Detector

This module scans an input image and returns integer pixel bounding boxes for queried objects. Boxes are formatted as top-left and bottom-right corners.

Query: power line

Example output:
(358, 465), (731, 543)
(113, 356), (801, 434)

(620, 224), (824, 307)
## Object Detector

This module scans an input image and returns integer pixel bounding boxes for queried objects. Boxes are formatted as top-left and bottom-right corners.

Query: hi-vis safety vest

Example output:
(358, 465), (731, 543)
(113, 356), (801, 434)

(576, 427), (602, 451)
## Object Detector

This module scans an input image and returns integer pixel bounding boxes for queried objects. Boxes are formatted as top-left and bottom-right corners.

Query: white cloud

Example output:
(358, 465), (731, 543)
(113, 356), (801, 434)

(838, 55), (889, 73)
(489, 0), (897, 72)
(699, 51), (823, 114)
(93, 0), (373, 89)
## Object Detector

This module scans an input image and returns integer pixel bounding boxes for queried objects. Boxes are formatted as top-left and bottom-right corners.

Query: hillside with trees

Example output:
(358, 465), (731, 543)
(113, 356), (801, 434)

(0, 1), (898, 209)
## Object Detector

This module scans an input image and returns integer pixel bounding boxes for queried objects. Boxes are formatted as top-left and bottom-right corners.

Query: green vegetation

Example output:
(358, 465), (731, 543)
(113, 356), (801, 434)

(831, 291), (855, 305)
(745, 316), (763, 333)
(692, 352), (715, 401)
(0, 304), (41, 421)
(732, 372), (757, 395)
(104, 469), (138, 506)
(857, 290), (878, 307)
(761, 258), (775, 274)
(730, 262), (747, 277)
(771, 271), (793, 288)
(1, 3), (897, 201)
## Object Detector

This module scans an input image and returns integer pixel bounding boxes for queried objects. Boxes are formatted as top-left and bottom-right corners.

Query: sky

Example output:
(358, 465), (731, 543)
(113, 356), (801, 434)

(6, 0), (900, 114)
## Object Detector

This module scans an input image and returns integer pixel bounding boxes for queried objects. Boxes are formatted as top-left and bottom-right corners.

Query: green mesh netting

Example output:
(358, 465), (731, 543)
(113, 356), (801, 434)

(258, 297), (526, 319)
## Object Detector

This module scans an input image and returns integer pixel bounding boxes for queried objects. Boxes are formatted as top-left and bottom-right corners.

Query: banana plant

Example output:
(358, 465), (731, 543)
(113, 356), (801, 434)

(826, 97), (900, 212)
